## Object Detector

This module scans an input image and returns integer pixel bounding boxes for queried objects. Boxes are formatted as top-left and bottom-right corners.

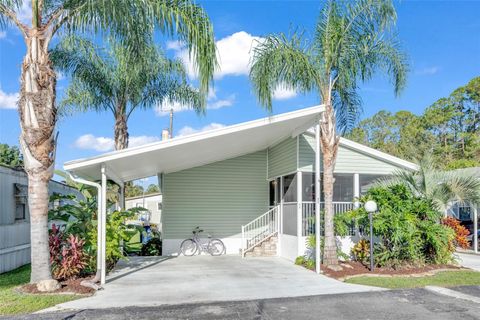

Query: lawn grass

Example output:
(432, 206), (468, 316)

(0, 265), (80, 316)
(345, 270), (480, 289)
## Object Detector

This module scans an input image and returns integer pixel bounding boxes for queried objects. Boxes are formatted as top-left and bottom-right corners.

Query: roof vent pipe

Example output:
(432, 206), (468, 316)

(162, 129), (170, 141)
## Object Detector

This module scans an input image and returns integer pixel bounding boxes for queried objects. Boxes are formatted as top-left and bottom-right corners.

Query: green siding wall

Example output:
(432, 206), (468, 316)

(163, 150), (269, 239)
(267, 137), (297, 179)
(299, 134), (402, 174)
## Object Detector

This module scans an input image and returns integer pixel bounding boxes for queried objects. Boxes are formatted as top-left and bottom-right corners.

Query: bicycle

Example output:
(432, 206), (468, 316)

(180, 227), (225, 256)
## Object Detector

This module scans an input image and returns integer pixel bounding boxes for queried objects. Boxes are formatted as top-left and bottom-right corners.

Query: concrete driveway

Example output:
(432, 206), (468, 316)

(457, 252), (480, 271)
(55, 255), (381, 310)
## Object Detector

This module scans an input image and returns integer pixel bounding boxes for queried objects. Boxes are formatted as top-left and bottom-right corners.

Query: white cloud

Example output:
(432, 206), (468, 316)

(170, 31), (263, 79)
(273, 86), (298, 100)
(155, 93), (235, 116)
(73, 134), (160, 152)
(0, 88), (19, 109)
(415, 66), (440, 76)
(129, 136), (161, 147)
(155, 100), (192, 116)
(74, 134), (114, 152)
(15, 2), (32, 25)
(177, 123), (225, 137)
(207, 94), (235, 110)
(0, 31), (6, 39)
(166, 40), (184, 51)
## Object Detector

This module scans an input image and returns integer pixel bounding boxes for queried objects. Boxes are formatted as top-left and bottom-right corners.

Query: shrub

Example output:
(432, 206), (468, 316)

(49, 194), (146, 273)
(441, 217), (470, 249)
(348, 184), (456, 268)
(140, 238), (162, 256)
(351, 239), (370, 266)
(295, 256), (306, 266)
(49, 224), (87, 280)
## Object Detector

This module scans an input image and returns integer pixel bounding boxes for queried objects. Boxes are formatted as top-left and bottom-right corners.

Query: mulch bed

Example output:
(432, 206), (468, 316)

(18, 277), (96, 295)
(319, 261), (464, 280)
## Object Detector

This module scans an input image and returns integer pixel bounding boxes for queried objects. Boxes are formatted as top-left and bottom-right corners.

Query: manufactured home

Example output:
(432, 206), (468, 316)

(0, 165), (84, 273)
(64, 105), (417, 283)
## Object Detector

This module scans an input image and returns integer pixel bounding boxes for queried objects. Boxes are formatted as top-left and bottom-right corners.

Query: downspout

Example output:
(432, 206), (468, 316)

(66, 172), (104, 290)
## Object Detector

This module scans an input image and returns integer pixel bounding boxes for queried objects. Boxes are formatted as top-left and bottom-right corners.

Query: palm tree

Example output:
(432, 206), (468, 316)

(376, 155), (480, 213)
(52, 36), (202, 150)
(0, 0), (216, 286)
(249, 0), (408, 266)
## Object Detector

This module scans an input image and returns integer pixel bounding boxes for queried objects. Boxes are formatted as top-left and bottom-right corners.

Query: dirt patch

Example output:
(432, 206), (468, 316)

(19, 277), (96, 295)
(316, 261), (464, 281)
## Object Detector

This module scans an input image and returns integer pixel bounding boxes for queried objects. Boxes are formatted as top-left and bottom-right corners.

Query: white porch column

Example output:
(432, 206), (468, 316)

(473, 203), (478, 254)
(278, 177), (284, 257)
(119, 183), (125, 210)
(353, 173), (360, 208)
(315, 123), (321, 274)
(100, 165), (107, 285)
(297, 171), (303, 256)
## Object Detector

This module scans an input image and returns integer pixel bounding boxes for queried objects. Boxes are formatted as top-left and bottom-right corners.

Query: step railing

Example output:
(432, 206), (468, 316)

(241, 205), (280, 257)
(302, 201), (355, 236)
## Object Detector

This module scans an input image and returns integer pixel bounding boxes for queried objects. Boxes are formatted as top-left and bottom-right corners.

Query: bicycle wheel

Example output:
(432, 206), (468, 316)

(208, 239), (225, 256)
(180, 239), (198, 256)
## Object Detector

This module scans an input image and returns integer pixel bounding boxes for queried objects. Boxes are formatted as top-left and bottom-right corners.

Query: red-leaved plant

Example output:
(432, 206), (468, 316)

(441, 217), (471, 249)
(49, 224), (88, 280)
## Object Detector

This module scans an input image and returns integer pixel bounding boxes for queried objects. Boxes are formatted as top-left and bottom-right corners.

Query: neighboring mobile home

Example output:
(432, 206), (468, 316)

(0, 165), (84, 273)
(125, 192), (163, 229)
(64, 105), (417, 280)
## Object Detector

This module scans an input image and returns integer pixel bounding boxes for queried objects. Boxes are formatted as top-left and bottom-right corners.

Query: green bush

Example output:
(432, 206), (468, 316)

(49, 194), (146, 273)
(347, 184), (455, 268)
(140, 238), (162, 256)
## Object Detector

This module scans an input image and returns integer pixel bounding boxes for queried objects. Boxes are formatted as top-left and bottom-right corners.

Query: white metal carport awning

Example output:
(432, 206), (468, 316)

(64, 105), (325, 182)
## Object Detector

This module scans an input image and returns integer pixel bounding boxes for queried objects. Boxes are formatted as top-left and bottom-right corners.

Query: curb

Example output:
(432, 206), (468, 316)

(425, 286), (480, 304)
(338, 267), (469, 282)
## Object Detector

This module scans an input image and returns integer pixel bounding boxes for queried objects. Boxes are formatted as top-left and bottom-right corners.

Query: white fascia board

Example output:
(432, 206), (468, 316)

(303, 130), (418, 171)
(64, 105), (325, 172)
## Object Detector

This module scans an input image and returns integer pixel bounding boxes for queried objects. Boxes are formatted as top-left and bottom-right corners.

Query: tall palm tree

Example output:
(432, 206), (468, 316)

(249, 0), (408, 266)
(0, 0), (216, 286)
(377, 155), (480, 213)
(52, 36), (202, 150)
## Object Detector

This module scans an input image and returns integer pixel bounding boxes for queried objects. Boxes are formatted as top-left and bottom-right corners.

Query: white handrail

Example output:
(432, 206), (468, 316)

(241, 205), (279, 257)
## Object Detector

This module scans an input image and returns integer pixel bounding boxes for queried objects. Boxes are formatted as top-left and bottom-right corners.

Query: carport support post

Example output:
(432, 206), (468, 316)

(297, 171), (303, 256)
(119, 183), (125, 210)
(473, 203), (478, 254)
(315, 123), (321, 274)
(101, 165), (107, 285)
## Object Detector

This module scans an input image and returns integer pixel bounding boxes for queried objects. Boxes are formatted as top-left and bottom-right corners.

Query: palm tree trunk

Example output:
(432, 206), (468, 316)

(114, 113), (129, 150)
(18, 30), (57, 284)
(320, 104), (339, 266)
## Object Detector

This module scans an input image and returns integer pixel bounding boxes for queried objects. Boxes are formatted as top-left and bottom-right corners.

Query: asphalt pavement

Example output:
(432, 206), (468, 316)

(3, 286), (480, 320)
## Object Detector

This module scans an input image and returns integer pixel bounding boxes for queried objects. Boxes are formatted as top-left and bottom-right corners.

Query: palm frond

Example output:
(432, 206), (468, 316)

(249, 33), (319, 111)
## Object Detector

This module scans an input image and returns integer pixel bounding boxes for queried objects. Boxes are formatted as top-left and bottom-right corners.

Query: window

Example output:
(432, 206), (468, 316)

(282, 174), (297, 203)
(157, 202), (162, 210)
(333, 174), (354, 202)
(14, 183), (27, 221)
(359, 174), (385, 195)
(15, 203), (25, 221)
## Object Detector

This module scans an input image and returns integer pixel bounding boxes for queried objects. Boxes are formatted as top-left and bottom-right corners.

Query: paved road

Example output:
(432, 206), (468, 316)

(4, 286), (480, 320)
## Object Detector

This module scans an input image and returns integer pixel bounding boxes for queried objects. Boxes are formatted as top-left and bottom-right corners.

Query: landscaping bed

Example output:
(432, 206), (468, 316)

(0, 265), (85, 316)
(19, 276), (96, 295)
(321, 261), (463, 281)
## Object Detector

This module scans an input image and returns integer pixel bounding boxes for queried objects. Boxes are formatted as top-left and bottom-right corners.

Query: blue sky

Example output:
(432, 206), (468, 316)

(0, 0), (479, 174)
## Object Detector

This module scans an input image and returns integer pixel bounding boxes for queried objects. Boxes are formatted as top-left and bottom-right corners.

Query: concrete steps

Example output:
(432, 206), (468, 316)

(244, 236), (278, 257)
